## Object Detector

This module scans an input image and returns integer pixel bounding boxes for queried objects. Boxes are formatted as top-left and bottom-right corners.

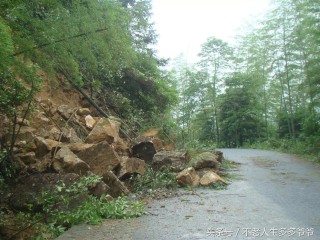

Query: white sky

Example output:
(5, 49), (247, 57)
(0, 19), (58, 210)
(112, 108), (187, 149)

(151, 0), (270, 64)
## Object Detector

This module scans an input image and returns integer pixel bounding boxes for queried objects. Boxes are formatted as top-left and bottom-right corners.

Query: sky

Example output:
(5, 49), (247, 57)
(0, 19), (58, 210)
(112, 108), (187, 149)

(151, 0), (270, 64)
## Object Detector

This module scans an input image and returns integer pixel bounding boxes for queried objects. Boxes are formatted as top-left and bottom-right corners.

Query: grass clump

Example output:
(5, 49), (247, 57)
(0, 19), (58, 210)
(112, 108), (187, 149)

(131, 166), (178, 193)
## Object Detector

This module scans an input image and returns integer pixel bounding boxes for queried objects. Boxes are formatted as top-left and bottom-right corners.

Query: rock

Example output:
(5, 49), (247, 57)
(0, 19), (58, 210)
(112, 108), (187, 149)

(102, 171), (130, 198)
(49, 127), (61, 141)
(84, 115), (96, 129)
(113, 137), (131, 157)
(53, 146), (90, 175)
(131, 137), (157, 163)
(189, 152), (221, 171)
(118, 157), (145, 179)
(67, 143), (94, 153)
(85, 118), (120, 144)
(57, 105), (74, 120)
(75, 141), (120, 175)
(152, 151), (190, 172)
(16, 117), (30, 126)
(15, 152), (37, 165)
(151, 137), (164, 152)
(60, 127), (83, 143)
(176, 167), (200, 187)
(77, 108), (91, 116)
(199, 171), (228, 186)
(30, 155), (52, 173)
(34, 136), (61, 158)
(15, 127), (35, 143)
(86, 172), (110, 197)
(9, 173), (82, 212)
(15, 140), (36, 153)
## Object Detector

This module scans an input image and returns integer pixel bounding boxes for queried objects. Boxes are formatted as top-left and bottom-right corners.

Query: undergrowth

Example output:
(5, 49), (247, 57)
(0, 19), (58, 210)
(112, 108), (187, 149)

(0, 176), (144, 240)
(131, 166), (178, 193)
(249, 138), (320, 163)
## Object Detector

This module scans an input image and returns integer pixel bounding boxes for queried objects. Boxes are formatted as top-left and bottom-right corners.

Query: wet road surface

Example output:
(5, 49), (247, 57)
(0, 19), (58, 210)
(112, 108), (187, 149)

(57, 149), (320, 240)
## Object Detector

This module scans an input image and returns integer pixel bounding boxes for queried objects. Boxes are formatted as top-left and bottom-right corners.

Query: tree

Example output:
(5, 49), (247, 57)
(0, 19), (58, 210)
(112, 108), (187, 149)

(197, 37), (233, 144)
(219, 73), (265, 147)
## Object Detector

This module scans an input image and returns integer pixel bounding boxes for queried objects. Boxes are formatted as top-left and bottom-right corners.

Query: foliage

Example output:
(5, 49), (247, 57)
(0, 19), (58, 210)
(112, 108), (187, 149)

(1, 176), (144, 239)
(219, 73), (266, 147)
(131, 166), (178, 192)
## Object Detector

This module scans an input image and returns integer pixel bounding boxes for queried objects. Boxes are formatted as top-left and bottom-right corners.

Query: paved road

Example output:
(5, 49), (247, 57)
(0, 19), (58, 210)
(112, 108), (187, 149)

(57, 149), (320, 240)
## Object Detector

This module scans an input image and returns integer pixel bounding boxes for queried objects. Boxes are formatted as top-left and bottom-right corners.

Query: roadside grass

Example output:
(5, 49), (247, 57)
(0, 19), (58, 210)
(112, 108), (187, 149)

(248, 139), (320, 163)
(130, 166), (178, 193)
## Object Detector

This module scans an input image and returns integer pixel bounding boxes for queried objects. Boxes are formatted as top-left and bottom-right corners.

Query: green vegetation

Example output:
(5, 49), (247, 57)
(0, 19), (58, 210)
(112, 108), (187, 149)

(0, 0), (177, 182)
(170, 0), (320, 159)
(131, 166), (178, 193)
(0, 176), (144, 239)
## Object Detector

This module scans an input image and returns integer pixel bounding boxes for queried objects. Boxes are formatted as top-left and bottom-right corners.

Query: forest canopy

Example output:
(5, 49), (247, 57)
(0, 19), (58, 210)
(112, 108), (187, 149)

(171, 0), (320, 153)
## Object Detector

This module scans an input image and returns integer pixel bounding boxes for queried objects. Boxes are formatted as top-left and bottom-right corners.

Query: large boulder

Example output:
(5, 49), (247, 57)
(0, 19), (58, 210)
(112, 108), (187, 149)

(57, 105), (75, 120)
(53, 146), (90, 175)
(118, 157), (145, 179)
(85, 118), (120, 144)
(131, 140), (156, 163)
(9, 173), (82, 212)
(176, 167), (200, 187)
(34, 136), (61, 158)
(74, 141), (120, 175)
(152, 151), (190, 172)
(60, 127), (83, 144)
(199, 171), (228, 186)
(188, 152), (221, 171)
(102, 171), (130, 198)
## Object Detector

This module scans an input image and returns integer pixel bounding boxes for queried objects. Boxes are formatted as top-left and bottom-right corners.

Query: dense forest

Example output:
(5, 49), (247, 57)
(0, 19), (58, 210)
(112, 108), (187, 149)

(0, 0), (177, 179)
(170, 0), (320, 156)
(1, 0), (319, 180)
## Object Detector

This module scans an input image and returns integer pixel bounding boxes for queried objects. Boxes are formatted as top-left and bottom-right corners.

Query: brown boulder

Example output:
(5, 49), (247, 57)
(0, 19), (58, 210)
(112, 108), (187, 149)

(67, 143), (94, 153)
(9, 173), (82, 212)
(57, 105), (74, 120)
(85, 118), (120, 144)
(60, 127), (83, 143)
(118, 157), (145, 179)
(15, 152), (37, 165)
(176, 167), (200, 187)
(102, 171), (130, 198)
(152, 151), (190, 172)
(76, 108), (91, 116)
(53, 146), (90, 175)
(199, 171), (228, 186)
(189, 152), (221, 171)
(34, 136), (61, 158)
(75, 141), (120, 175)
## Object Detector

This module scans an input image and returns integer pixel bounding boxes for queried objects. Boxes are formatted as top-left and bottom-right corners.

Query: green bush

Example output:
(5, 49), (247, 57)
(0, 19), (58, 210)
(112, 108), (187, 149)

(131, 166), (178, 193)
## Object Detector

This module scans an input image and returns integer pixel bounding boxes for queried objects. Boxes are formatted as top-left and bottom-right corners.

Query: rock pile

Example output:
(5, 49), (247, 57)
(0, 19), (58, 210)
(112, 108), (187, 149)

(9, 98), (226, 209)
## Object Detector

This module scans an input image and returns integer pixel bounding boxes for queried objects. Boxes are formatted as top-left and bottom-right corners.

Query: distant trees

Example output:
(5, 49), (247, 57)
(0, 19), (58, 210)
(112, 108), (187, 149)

(171, 0), (320, 150)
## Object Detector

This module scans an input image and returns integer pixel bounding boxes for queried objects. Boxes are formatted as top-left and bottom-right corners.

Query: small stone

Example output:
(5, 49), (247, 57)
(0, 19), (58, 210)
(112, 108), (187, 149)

(85, 115), (96, 129)
(77, 108), (91, 116)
